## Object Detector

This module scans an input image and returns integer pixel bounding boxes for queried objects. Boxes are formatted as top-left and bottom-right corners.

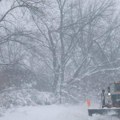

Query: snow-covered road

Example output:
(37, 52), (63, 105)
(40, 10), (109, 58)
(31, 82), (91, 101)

(0, 104), (119, 120)
(0, 105), (84, 120)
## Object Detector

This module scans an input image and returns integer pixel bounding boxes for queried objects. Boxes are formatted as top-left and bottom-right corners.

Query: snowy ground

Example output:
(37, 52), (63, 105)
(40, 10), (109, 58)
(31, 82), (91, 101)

(0, 104), (119, 120)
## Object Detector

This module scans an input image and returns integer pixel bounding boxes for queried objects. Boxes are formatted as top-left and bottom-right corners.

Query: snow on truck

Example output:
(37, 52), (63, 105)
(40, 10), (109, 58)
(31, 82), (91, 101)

(88, 82), (120, 118)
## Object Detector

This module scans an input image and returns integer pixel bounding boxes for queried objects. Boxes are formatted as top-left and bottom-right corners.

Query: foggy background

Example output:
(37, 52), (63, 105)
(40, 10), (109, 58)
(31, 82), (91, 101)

(0, 0), (120, 107)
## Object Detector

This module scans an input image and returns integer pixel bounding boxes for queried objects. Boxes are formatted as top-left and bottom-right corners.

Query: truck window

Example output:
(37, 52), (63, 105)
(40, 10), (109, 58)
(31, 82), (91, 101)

(114, 84), (120, 92)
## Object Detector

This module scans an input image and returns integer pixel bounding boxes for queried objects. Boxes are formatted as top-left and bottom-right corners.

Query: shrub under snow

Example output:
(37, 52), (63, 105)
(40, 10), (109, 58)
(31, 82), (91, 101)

(0, 88), (56, 109)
